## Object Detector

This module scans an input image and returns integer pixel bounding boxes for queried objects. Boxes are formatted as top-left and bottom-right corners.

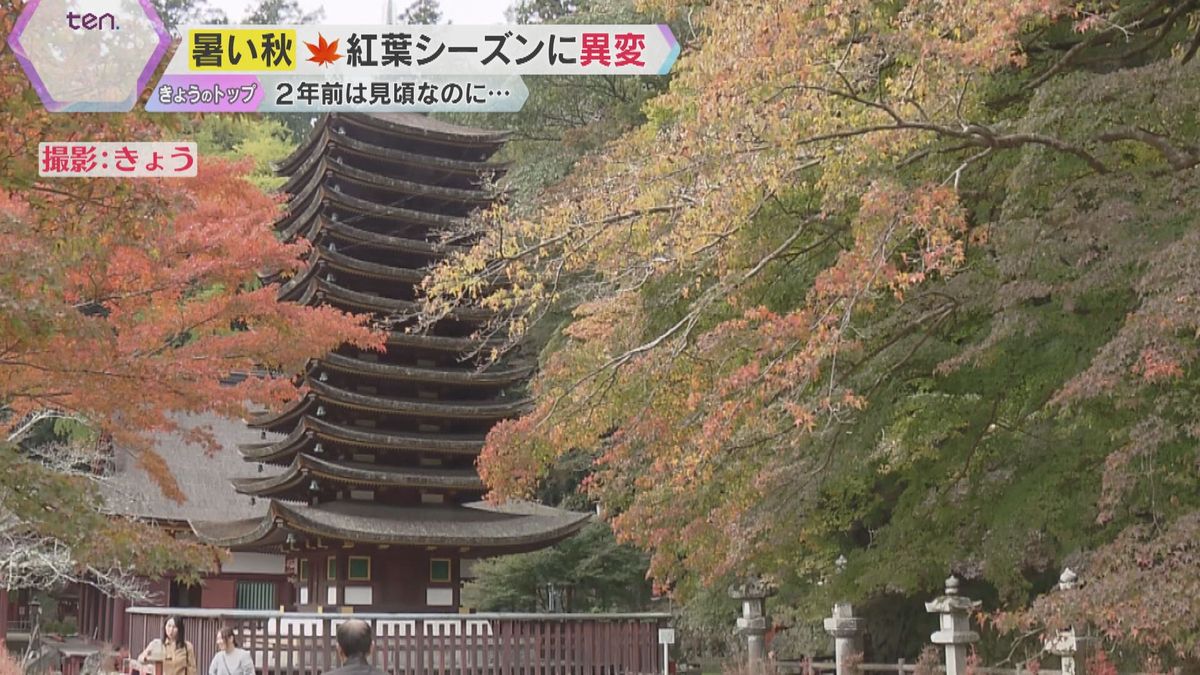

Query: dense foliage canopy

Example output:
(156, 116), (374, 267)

(426, 0), (1200, 664)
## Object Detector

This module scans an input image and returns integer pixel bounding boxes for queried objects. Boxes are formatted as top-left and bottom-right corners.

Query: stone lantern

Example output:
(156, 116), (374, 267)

(729, 575), (777, 673)
(924, 575), (980, 675)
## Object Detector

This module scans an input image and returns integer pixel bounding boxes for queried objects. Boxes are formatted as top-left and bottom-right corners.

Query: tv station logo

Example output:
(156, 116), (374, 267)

(7, 0), (171, 112)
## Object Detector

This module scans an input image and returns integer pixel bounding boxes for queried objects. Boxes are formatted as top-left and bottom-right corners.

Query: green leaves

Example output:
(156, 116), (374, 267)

(463, 522), (653, 612)
(189, 115), (295, 191)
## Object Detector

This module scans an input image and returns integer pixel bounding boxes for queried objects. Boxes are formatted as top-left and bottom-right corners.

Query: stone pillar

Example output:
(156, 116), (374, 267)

(1043, 568), (1097, 675)
(823, 602), (865, 675)
(729, 576), (777, 674)
(924, 575), (979, 675)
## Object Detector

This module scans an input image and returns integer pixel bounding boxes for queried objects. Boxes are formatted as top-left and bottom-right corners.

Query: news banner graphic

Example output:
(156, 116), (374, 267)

(4, 0), (679, 114)
(6, 1), (678, 177)
(149, 24), (681, 113)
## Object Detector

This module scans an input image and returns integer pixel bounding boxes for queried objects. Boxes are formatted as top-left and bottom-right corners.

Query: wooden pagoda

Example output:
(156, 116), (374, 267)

(191, 113), (589, 612)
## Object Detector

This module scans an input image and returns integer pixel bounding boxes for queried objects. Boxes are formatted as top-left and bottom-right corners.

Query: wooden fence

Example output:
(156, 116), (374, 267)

(127, 607), (669, 675)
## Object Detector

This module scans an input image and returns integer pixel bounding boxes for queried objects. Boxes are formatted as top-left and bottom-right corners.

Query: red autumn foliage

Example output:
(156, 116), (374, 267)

(0, 3), (382, 497)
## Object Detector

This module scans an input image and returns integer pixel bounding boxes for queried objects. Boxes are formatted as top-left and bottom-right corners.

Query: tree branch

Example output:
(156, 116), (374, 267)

(1098, 127), (1200, 170)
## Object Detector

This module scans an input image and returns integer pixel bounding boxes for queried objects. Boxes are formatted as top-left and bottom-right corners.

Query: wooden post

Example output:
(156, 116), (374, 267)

(100, 596), (110, 642)
(113, 598), (128, 650)
(0, 588), (9, 643)
(80, 588), (90, 639)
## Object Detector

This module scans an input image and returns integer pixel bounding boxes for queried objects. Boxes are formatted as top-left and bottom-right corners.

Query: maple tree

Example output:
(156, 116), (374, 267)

(0, 2), (380, 591)
(424, 0), (1200, 664)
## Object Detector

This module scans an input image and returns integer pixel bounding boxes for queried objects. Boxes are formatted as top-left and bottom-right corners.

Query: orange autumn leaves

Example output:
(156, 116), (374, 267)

(0, 158), (381, 493)
(476, 180), (967, 584)
(0, 2), (381, 497)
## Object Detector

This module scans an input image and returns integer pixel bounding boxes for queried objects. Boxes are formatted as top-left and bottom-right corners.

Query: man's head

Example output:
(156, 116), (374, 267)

(335, 620), (373, 661)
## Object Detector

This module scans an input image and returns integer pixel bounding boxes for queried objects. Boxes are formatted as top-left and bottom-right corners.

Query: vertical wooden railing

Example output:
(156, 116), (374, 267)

(127, 607), (670, 675)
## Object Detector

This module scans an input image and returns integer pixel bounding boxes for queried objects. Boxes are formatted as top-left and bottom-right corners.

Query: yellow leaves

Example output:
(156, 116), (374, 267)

(564, 295), (641, 344)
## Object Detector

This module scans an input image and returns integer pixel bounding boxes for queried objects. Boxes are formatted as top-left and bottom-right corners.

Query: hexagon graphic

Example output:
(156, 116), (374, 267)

(8, 0), (170, 112)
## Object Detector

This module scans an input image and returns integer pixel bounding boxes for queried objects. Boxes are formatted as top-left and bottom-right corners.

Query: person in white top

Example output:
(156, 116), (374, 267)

(208, 627), (254, 675)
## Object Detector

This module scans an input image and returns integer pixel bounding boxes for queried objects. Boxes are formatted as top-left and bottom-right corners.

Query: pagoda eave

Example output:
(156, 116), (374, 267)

(314, 218), (466, 256)
(339, 113), (511, 148)
(314, 353), (534, 386)
(283, 158), (499, 208)
(275, 114), (508, 177)
(232, 453), (485, 497)
(315, 246), (430, 284)
(305, 415), (487, 453)
(276, 128), (511, 184)
(276, 190), (324, 241)
(248, 392), (314, 431)
(191, 499), (591, 552)
(323, 188), (470, 229)
(283, 277), (493, 325)
(239, 415), (486, 463)
(308, 379), (531, 420)
(385, 331), (503, 354)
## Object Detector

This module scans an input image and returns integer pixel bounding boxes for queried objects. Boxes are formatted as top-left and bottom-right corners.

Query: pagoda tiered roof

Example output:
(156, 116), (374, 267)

(192, 500), (587, 555)
(247, 383), (531, 430)
(230, 454), (485, 497)
(191, 113), (586, 554)
(316, 353), (533, 385)
(238, 416), (487, 465)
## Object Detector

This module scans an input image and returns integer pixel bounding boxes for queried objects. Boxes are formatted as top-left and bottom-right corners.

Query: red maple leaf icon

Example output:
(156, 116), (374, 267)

(305, 34), (342, 66)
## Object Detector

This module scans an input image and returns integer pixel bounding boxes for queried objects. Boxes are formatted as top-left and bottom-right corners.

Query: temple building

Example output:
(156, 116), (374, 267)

(188, 113), (590, 612)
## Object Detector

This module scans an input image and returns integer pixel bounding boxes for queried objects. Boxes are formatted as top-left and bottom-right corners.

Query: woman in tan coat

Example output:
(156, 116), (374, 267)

(135, 616), (197, 675)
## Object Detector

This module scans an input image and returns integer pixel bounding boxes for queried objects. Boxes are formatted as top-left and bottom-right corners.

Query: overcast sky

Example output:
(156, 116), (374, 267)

(208, 0), (511, 25)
